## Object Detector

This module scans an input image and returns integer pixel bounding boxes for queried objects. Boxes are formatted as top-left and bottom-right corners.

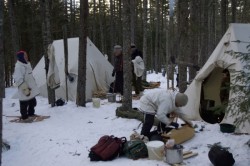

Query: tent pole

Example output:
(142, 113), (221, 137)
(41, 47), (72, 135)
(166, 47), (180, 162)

(63, 25), (69, 102)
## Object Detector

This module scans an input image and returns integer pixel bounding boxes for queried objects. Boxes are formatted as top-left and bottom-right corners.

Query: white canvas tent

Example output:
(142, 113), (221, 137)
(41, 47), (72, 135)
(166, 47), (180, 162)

(33, 37), (114, 101)
(182, 23), (250, 134)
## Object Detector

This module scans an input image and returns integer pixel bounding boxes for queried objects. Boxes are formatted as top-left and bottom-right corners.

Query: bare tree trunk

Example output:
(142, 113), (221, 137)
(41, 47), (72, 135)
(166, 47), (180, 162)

(93, 0), (97, 43)
(177, 0), (189, 93)
(130, 0), (135, 43)
(8, 0), (19, 86)
(189, 0), (199, 81)
(98, 0), (105, 54)
(149, 0), (154, 70)
(142, 0), (147, 80)
(8, 0), (20, 54)
(231, 0), (236, 22)
(30, 0), (38, 65)
(41, 0), (56, 107)
(241, 0), (250, 22)
(121, 0), (132, 111)
(154, 0), (160, 74)
(76, 0), (88, 106)
(70, 0), (75, 37)
(0, 0), (4, 163)
(221, 0), (228, 36)
(63, 26), (69, 102)
(64, 0), (68, 25)
(200, 0), (209, 66)
(118, 0), (122, 44)
(208, 0), (216, 55)
(110, 0), (114, 64)
(168, 11), (175, 88)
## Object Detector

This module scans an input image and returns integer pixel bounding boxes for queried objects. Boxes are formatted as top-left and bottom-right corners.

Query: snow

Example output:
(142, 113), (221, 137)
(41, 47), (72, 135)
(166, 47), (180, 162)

(2, 73), (250, 166)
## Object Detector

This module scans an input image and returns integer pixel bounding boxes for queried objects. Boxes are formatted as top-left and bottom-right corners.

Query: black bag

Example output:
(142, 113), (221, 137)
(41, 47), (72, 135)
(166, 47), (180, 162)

(89, 135), (127, 161)
(55, 98), (65, 106)
(208, 145), (235, 166)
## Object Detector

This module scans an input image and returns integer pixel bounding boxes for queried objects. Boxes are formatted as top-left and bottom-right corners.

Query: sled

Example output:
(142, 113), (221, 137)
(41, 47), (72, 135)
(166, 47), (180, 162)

(183, 151), (198, 159)
(7, 115), (50, 123)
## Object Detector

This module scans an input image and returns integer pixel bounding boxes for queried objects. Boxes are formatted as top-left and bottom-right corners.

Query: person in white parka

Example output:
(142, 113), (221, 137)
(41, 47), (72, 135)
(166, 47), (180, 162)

(13, 51), (40, 122)
(139, 90), (192, 138)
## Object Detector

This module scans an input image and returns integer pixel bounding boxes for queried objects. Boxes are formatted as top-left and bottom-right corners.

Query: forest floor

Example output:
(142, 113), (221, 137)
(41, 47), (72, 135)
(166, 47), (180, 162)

(2, 73), (250, 166)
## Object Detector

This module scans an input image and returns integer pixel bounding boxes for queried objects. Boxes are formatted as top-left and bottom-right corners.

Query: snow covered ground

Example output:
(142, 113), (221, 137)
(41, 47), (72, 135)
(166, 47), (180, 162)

(2, 73), (250, 166)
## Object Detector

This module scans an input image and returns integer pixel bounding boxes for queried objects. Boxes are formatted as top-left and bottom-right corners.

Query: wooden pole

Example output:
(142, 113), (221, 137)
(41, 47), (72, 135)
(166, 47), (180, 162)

(0, 0), (4, 163)
(63, 25), (69, 102)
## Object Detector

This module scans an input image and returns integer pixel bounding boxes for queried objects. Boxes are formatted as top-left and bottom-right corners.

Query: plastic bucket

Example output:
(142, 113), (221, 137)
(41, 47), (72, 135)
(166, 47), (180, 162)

(146, 141), (164, 161)
(92, 98), (101, 108)
(107, 93), (116, 103)
(165, 145), (183, 164)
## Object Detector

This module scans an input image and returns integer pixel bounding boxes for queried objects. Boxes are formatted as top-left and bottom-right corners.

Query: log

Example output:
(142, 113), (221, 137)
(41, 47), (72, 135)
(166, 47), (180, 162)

(116, 107), (159, 126)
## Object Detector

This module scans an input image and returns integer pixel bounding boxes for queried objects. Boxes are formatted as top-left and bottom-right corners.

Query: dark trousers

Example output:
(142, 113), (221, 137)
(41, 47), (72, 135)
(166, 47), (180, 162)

(132, 73), (142, 95)
(141, 113), (171, 139)
(114, 71), (124, 95)
(141, 113), (155, 138)
(20, 98), (37, 119)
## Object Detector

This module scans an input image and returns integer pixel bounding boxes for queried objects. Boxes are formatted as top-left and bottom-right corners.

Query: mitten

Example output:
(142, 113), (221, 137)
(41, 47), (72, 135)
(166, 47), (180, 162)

(20, 82), (31, 96)
(170, 122), (179, 129)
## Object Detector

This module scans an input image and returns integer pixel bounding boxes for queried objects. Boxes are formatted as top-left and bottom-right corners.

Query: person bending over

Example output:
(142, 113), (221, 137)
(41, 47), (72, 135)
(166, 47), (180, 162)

(139, 90), (192, 138)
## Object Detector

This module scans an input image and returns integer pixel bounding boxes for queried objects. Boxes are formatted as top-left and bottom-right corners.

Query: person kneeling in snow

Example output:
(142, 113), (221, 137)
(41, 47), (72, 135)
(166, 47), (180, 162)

(13, 51), (40, 122)
(139, 90), (192, 138)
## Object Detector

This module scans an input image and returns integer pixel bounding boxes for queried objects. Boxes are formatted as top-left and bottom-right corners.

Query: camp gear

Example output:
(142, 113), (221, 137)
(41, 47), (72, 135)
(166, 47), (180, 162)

(130, 131), (149, 143)
(165, 144), (184, 164)
(162, 125), (195, 144)
(146, 141), (164, 161)
(92, 98), (101, 108)
(55, 98), (65, 106)
(165, 139), (175, 148)
(150, 134), (163, 142)
(89, 135), (126, 161)
(220, 123), (236, 133)
(208, 144), (235, 166)
(123, 140), (148, 160)
(107, 93), (116, 103)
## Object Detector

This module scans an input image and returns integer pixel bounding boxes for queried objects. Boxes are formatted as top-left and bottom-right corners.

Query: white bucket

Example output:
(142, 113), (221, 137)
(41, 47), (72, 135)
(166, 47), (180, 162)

(146, 141), (164, 161)
(106, 93), (116, 102)
(92, 98), (101, 108)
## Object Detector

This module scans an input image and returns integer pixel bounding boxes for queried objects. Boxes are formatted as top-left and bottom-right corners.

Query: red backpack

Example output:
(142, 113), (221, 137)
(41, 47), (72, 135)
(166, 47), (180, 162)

(89, 135), (127, 161)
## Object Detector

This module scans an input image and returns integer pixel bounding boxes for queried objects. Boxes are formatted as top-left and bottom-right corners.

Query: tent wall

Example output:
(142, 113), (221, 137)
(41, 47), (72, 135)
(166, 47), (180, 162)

(182, 23), (250, 134)
(33, 37), (114, 101)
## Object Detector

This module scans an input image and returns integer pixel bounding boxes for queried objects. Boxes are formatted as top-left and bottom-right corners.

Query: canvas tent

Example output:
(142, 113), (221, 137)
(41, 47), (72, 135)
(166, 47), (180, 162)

(33, 37), (114, 101)
(182, 23), (250, 134)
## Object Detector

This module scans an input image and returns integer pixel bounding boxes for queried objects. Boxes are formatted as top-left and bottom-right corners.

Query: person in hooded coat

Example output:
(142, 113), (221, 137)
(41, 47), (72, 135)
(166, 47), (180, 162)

(112, 45), (123, 95)
(13, 51), (40, 122)
(131, 44), (143, 96)
(139, 90), (192, 138)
